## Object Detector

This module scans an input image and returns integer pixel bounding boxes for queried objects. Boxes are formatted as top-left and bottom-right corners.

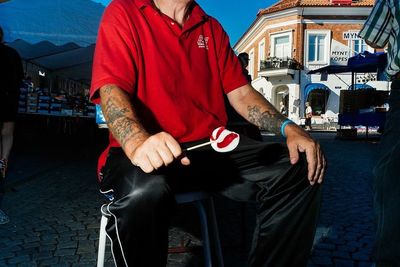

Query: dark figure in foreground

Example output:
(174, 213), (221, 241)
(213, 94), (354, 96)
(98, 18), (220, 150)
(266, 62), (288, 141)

(90, 0), (326, 266)
(359, 1), (400, 266)
(0, 26), (23, 225)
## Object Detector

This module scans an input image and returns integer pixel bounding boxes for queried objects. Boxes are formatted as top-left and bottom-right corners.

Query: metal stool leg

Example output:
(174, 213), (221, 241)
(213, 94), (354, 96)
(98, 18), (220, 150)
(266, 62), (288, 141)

(97, 212), (108, 267)
(207, 197), (224, 267)
(195, 200), (213, 267)
(177, 192), (224, 267)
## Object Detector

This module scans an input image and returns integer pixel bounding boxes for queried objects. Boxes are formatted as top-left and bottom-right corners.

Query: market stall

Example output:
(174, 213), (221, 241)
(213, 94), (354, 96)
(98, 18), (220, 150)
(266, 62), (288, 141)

(308, 51), (389, 138)
(0, 0), (104, 137)
(10, 40), (97, 130)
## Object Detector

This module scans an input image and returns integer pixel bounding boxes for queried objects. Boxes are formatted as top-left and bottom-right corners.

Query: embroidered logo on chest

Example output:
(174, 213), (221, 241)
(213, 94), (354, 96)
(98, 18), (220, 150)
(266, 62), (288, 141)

(197, 35), (209, 50)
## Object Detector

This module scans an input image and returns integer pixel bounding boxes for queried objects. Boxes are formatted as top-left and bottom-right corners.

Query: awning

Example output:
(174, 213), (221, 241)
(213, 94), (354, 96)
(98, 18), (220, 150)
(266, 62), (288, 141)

(347, 51), (387, 68)
(8, 39), (80, 60)
(0, 0), (104, 84)
(348, 83), (375, 90)
(7, 40), (94, 84)
(307, 65), (351, 75)
(304, 83), (330, 99)
(307, 51), (387, 75)
(0, 0), (104, 46)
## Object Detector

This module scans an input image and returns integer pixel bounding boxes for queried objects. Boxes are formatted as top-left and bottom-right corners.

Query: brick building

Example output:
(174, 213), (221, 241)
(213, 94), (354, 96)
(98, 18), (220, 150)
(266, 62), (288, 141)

(234, 0), (388, 126)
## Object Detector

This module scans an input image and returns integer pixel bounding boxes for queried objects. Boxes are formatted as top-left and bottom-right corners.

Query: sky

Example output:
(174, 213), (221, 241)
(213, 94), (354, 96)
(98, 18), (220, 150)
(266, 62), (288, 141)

(92, 0), (279, 45)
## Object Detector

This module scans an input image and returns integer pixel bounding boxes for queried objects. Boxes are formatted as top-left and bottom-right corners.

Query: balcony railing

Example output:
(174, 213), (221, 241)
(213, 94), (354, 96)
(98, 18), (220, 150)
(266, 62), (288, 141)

(260, 57), (300, 72)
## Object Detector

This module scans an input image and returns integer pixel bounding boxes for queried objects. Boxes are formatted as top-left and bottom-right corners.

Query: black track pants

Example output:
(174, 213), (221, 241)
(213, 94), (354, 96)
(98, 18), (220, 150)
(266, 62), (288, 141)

(99, 136), (322, 267)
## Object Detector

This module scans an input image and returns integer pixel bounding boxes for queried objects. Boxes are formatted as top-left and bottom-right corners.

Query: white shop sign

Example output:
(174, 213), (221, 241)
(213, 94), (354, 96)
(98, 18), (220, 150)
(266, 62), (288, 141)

(343, 31), (361, 40)
(330, 39), (349, 66)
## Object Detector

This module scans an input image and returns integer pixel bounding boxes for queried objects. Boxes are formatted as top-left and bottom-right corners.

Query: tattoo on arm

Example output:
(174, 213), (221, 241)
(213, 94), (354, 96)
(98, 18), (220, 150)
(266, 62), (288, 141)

(101, 85), (146, 147)
(104, 100), (129, 124)
(247, 105), (286, 135)
(102, 85), (114, 95)
(110, 117), (140, 147)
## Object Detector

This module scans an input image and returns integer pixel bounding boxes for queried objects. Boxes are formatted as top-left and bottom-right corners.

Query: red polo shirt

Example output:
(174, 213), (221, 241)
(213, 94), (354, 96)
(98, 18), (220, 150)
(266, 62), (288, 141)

(90, 0), (247, 173)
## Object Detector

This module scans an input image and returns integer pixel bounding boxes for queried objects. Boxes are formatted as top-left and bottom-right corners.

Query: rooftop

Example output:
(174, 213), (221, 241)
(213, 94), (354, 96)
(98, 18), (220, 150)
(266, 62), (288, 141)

(258, 0), (374, 15)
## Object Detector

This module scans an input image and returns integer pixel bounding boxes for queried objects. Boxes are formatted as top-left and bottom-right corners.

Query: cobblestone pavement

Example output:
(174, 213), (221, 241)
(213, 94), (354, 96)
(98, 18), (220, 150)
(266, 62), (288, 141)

(0, 131), (379, 266)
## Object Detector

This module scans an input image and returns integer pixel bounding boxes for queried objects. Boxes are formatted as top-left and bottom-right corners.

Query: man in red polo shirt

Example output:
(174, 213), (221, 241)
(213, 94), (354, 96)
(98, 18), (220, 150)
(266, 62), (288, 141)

(90, 0), (326, 266)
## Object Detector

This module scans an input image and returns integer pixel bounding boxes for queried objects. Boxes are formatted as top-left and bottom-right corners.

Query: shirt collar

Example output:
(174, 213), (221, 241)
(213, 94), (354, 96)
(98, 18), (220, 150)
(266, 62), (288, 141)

(136, 0), (208, 20)
(136, 0), (153, 9)
(190, 2), (209, 21)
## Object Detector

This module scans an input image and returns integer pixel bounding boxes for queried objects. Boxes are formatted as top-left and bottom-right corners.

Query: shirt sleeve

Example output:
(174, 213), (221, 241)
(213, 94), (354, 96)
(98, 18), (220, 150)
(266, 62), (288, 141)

(212, 20), (249, 94)
(90, 5), (138, 104)
(358, 0), (392, 48)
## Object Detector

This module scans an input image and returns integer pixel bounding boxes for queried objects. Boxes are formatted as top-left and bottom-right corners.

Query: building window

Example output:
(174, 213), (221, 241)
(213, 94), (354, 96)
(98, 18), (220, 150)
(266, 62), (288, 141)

(270, 31), (292, 59)
(308, 34), (326, 62)
(305, 30), (331, 65)
(258, 40), (265, 70)
(349, 39), (373, 56)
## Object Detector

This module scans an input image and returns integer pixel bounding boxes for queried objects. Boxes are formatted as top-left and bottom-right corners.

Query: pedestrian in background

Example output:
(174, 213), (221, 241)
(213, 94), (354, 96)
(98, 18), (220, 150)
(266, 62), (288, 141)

(305, 101), (313, 130)
(238, 52), (252, 82)
(0, 25), (24, 224)
(359, 0), (400, 266)
(280, 101), (288, 116)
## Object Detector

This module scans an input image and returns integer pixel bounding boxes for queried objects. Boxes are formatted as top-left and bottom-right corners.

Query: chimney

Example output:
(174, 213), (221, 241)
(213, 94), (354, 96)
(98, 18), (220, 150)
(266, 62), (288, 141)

(331, 0), (353, 5)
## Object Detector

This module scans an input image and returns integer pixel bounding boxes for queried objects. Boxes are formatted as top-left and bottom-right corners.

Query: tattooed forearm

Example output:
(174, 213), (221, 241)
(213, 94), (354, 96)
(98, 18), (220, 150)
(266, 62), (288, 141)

(110, 117), (142, 147)
(247, 105), (286, 134)
(103, 98), (129, 124)
(100, 84), (148, 148)
(103, 99), (145, 146)
(102, 84), (114, 95)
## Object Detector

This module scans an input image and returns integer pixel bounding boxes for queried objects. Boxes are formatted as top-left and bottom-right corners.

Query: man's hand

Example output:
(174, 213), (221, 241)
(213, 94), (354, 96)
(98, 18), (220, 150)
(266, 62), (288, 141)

(99, 85), (189, 173)
(285, 124), (326, 185)
(129, 132), (190, 173)
(226, 84), (326, 185)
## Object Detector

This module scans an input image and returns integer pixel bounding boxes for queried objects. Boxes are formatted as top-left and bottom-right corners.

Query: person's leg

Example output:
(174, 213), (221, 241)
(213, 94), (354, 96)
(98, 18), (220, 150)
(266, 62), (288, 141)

(0, 121), (15, 159)
(0, 172), (6, 223)
(305, 118), (311, 130)
(373, 82), (400, 267)
(229, 141), (321, 267)
(184, 137), (322, 267)
(100, 148), (177, 267)
(0, 121), (10, 224)
(0, 121), (15, 177)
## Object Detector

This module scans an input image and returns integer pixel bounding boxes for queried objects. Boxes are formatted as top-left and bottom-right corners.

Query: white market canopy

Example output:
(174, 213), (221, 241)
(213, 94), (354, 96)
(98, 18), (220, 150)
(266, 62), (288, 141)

(8, 39), (95, 84)
(0, 0), (104, 46)
(0, 0), (105, 83)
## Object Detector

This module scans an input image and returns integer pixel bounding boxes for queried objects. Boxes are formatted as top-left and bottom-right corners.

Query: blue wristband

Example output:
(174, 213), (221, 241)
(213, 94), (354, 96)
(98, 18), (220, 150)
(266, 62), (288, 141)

(280, 119), (294, 138)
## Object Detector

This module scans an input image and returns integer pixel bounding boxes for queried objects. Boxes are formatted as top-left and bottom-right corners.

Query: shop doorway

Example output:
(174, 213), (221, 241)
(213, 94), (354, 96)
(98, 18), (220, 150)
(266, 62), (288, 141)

(304, 83), (331, 116)
(273, 85), (289, 114)
(307, 89), (330, 115)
